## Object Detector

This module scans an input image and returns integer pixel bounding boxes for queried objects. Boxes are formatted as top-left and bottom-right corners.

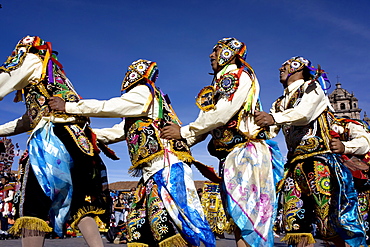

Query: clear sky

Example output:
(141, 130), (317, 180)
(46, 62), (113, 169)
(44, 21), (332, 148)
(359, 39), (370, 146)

(1, 0), (370, 183)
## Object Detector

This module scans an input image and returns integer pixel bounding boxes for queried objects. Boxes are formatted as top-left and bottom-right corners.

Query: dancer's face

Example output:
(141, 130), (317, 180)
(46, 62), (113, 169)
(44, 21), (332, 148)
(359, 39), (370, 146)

(210, 45), (222, 73)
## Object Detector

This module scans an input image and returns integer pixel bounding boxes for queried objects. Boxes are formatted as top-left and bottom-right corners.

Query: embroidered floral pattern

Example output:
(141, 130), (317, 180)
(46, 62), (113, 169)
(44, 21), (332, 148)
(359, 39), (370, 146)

(281, 159), (331, 236)
(127, 179), (177, 245)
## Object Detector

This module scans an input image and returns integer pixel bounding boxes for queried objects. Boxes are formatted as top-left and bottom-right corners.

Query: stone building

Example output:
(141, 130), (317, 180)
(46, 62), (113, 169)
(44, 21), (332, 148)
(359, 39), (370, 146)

(329, 81), (361, 119)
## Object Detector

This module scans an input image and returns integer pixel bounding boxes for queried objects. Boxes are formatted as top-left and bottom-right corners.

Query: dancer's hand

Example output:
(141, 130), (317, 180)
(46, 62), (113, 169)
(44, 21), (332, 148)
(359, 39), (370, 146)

(49, 96), (66, 112)
(254, 111), (275, 127)
(330, 138), (345, 154)
(160, 122), (182, 139)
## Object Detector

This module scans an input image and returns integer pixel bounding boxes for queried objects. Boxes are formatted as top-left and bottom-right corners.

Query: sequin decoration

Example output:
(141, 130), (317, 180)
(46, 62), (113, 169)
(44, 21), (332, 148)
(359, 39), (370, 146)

(121, 59), (158, 93)
(196, 86), (215, 111)
(64, 125), (94, 156)
(216, 73), (239, 101)
(214, 37), (247, 66)
(282, 56), (311, 74)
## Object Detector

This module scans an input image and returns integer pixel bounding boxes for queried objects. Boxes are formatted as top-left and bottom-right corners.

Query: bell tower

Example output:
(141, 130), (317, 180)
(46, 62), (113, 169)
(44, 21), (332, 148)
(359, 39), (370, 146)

(328, 78), (361, 119)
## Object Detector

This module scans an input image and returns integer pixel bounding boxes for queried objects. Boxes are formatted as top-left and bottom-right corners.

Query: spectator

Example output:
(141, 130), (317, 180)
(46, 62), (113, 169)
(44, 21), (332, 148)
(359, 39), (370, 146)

(0, 176), (14, 239)
(113, 193), (126, 226)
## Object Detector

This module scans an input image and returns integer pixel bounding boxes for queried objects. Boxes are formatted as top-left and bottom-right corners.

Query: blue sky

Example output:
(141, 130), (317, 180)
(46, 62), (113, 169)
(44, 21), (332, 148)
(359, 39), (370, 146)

(1, 0), (370, 183)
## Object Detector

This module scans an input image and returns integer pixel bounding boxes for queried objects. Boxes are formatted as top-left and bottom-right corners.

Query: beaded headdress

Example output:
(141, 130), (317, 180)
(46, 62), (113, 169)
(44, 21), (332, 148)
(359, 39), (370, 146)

(121, 59), (159, 94)
(214, 37), (247, 66)
(283, 56), (331, 94)
(0, 36), (75, 102)
(282, 56), (311, 74)
(0, 36), (63, 77)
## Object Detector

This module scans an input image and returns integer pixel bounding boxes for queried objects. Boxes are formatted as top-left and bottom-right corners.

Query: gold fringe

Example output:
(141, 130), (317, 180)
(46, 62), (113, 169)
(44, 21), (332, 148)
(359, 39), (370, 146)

(281, 233), (316, 245)
(94, 215), (108, 232)
(129, 150), (165, 171)
(172, 151), (194, 164)
(224, 218), (236, 235)
(8, 216), (52, 236)
(159, 233), (187, 247)
(70, 206), (105, 230)
(127, 243), (149, 247)
(290, 150), (331, 164)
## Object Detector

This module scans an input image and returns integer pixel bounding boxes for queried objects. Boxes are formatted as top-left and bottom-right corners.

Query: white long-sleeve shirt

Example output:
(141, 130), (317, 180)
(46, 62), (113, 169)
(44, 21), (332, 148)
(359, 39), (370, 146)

(270, 79), (332, 126)
(0, 53), (86, 137)
(180, 64), (263, 146)
(64, 85), (182, 182)
(332, 121), (370, 155)
(269, 79), (369, 156)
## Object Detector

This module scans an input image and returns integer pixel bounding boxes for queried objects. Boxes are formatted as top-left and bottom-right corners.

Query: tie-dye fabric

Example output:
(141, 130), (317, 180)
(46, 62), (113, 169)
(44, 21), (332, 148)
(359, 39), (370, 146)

(222, 141), (277, 247)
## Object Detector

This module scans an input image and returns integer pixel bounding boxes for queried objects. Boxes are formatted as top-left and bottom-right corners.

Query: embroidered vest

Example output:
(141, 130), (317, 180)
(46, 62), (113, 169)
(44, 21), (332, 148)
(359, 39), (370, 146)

(124, 87), (194, 175)
(204, 69), (267, 159)
(274, 84), (333, 163)
(23, 69), (88, 129)
(23, 69), (96, 157)
(208, 101), (268, 159)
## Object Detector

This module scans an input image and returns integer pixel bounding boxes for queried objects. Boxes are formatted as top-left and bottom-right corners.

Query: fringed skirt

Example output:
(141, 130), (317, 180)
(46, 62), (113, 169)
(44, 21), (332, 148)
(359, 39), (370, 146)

(278, 154), (367, 247)
(9, 123), (111, 237)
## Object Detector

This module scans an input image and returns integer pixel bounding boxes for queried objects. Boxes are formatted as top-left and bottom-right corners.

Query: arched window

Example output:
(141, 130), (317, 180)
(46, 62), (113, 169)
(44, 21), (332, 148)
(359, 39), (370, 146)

(354, 103), (357, 108)
(340, 103), (345, 110)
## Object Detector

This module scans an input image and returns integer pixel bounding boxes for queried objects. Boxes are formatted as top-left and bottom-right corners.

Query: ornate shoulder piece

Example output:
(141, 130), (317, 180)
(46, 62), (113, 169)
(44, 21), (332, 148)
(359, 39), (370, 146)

(196, 85), (215, 112)
(215, 72), (239, 101)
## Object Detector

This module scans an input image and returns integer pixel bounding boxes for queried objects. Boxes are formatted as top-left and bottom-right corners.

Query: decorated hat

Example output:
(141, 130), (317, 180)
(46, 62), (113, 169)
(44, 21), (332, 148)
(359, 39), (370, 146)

(282, 56), (311, 74)
(214, 37), (247, 67)
(0, 36), (48, 73)
(283, 56), (331, 94)
(121, 59), (159, 93)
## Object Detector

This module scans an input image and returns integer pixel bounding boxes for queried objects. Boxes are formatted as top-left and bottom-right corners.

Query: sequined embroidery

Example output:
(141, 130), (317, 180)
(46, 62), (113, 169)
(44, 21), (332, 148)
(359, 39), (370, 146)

(64, 125), (94, 156)
(275, 84), (332, 162)
(196, 86), (215, 111)
(216, 72), (239, 101)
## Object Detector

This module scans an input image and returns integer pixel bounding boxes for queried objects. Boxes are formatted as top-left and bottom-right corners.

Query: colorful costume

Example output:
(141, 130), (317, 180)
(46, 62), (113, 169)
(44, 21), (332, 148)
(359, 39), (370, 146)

(0, 179), (14, 234)
(0, 36), (113, 237)
(270, 56), (366, 246)
(61, 59), (216, 247)
(200, 182), (230, 236)
(179, 38), (284, 247)
(331, 117), (370, 245)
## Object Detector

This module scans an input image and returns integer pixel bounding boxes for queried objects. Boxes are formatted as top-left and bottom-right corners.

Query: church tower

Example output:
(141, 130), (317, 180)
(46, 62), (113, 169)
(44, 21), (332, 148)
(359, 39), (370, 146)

(328, 81), (361, 119)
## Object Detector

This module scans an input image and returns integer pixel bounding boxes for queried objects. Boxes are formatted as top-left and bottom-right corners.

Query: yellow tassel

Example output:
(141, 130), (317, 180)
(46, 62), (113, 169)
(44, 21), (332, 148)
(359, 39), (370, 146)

(159, 233), (187, 247)
(281, 233), (316, 245)
(8, 216), (52, 236)
(70, 206), (105, 230)
(127, 243), (149, 247)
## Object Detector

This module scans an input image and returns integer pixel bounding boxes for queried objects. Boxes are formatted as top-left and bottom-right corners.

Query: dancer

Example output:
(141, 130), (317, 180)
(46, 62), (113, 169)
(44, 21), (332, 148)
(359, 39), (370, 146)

(160, 37), (284, 247)
(49, 59), (217, 247)
(254, 56), (366, 246)
(330, 117), (370, 245)
(0, 36), (114, 247)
